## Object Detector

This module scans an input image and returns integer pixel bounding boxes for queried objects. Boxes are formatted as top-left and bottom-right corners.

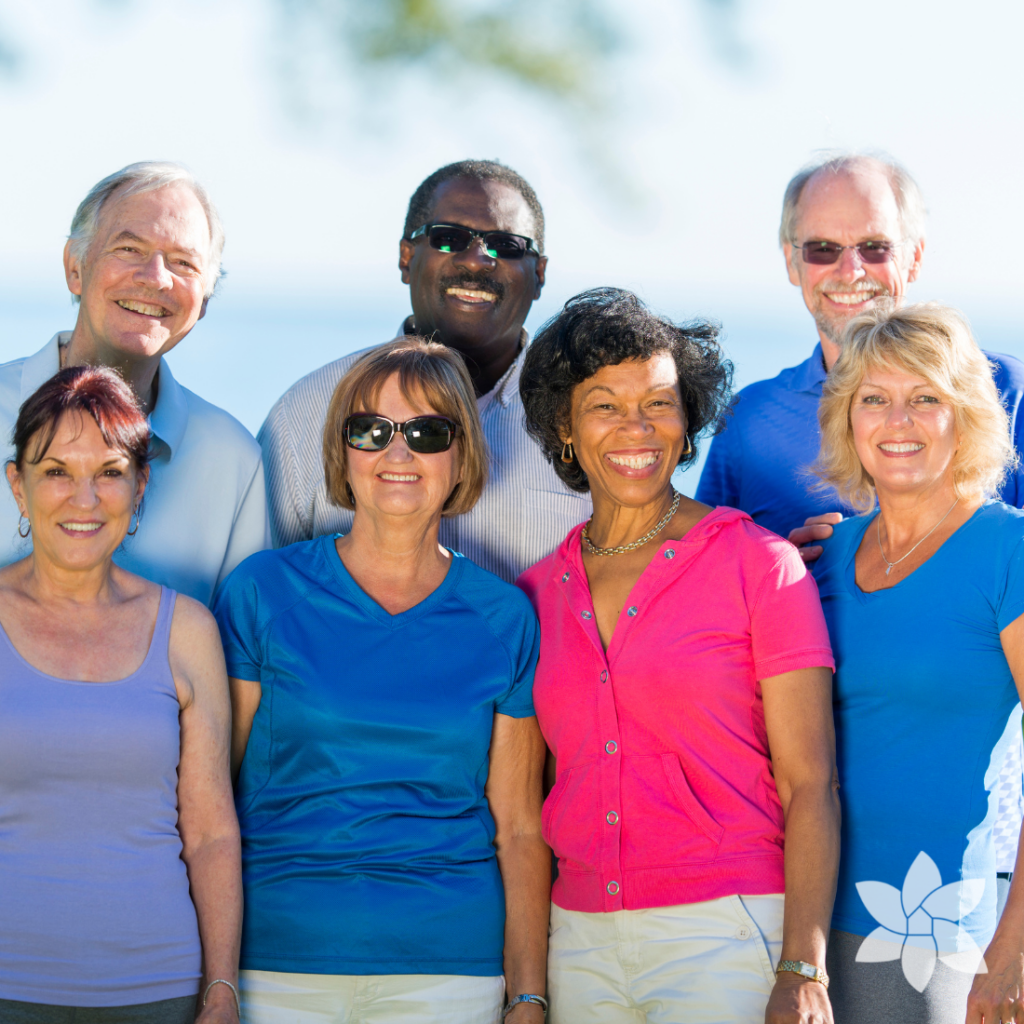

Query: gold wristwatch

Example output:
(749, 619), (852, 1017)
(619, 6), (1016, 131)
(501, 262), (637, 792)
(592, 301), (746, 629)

(776, 960), (829, 988)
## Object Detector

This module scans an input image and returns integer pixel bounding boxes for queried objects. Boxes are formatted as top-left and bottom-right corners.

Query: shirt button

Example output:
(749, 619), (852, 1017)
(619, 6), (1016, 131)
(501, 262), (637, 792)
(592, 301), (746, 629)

(581, 610), (592, 620)
(606, 881), (620, 895)
(627, 606), (638, 617)
(664, 549), (676, 559)
(605, 740), (617, 754)
(606, 811), (619, 825)
(562, 572), (570, 582)
(735, 926), (751, 940)
(600, 670), (608, 683)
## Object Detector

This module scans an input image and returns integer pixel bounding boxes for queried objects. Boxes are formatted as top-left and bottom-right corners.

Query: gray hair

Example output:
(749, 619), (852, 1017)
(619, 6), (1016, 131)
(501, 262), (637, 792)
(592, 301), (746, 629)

(779, 151), (928, 250)
(67, 161), (225, 300)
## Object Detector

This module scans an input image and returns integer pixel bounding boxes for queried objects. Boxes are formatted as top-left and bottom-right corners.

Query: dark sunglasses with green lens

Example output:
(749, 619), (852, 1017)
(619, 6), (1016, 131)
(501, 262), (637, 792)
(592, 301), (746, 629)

(344, 414), (460, 454)
(409, 222), (539, 260)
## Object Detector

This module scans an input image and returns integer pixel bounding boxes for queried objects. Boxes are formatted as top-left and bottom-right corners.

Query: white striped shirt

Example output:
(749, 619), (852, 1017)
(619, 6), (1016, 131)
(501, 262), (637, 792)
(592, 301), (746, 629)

(258, 324), (593, 583)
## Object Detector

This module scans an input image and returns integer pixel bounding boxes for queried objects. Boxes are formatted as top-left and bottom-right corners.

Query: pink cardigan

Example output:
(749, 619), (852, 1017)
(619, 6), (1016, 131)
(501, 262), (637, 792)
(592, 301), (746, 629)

(516, 507), (834, 913)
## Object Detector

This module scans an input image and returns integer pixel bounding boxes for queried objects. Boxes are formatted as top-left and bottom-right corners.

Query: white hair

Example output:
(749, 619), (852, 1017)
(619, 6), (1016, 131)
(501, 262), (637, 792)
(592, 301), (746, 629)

(779, 151), (928, 250)
(67, 161), (225, 301)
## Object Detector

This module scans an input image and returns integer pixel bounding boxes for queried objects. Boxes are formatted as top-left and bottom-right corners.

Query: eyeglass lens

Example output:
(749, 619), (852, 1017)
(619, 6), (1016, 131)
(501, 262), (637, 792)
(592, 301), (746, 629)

(427, 225), (530, 260)
(801, 241), (896, 265)
(346, 415), (456, 454)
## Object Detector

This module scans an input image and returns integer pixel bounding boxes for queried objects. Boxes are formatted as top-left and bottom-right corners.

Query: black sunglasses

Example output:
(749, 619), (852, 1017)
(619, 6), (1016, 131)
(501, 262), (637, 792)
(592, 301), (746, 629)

(409, 222), (539, 260)
(799, 240), (900, 265)
(344, 414), (460, 454)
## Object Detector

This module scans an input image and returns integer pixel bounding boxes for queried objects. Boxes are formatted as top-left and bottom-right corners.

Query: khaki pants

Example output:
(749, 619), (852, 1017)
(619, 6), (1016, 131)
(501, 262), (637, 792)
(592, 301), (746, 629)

(548, 894), (785, 1024)
(239, 970), (505, 1024)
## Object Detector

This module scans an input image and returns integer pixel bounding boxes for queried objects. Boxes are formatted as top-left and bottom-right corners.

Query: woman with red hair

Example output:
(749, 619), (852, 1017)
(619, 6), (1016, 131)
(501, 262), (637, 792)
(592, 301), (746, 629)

(0, 366), (242, 1024)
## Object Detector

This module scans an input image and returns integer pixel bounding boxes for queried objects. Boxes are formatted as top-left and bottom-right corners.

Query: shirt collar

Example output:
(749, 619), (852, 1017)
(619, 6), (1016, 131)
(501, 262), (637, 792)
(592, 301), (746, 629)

(401, 316), (529, 408)
(21, 332), (189, 459)
(788, 342), (829, 395)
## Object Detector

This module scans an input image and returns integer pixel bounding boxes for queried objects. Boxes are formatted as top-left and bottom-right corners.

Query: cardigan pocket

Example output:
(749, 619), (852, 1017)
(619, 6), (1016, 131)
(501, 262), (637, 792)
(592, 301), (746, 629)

(541, 761), (599, 872)
(620, 753), (724, 867)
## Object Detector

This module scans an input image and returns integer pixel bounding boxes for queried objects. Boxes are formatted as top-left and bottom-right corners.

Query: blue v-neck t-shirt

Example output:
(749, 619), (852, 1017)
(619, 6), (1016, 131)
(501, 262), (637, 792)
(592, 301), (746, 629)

(213, 535), (540, 976)
(813, 502), (1024, 952)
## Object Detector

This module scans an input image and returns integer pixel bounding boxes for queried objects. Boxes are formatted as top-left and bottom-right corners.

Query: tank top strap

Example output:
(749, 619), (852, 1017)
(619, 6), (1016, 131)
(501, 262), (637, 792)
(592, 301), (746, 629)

(150, 586), (178, 666)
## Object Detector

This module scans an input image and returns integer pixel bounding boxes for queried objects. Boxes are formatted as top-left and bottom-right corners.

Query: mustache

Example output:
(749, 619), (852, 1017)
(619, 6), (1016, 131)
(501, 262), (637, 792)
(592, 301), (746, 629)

(439, 274), (505, 302)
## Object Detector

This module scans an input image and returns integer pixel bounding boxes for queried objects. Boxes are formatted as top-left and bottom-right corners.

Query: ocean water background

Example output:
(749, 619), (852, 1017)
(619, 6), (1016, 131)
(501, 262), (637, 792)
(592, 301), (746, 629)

(2, 286), (1016, 500)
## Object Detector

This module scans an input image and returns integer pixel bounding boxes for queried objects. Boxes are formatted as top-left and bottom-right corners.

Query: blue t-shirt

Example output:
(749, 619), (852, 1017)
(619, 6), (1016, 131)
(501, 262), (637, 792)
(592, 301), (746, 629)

(696, 345), (1024, 538)
(213, 535), (540, 976)
(813, 502), (1024, 954)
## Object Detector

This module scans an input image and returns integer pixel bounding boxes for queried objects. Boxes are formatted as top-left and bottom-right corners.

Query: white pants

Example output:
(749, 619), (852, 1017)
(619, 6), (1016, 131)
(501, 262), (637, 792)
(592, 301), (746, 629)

(239, 969), (505, 1024)
(548, 893), (785, 1024)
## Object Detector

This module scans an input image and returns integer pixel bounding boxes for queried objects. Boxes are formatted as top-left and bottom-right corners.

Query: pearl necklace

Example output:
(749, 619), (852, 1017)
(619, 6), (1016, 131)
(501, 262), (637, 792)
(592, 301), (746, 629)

(876, 497), (959, 577)
(582, 490), (681, 557)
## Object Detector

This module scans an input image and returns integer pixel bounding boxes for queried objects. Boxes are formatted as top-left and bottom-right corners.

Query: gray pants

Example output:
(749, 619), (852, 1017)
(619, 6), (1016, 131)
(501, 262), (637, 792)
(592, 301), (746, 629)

(827, 930), (973, 1024)
(0, 995), (195, 1023)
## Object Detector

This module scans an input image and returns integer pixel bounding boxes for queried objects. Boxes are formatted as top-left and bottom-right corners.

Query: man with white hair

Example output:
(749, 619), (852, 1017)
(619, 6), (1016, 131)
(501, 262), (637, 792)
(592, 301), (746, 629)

(696, 152), (1024, 541)
(0, 161), (269, 604)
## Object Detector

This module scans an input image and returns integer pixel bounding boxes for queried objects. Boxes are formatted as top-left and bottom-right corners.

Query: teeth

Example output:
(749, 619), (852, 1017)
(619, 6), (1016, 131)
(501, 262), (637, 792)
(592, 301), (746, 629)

(446, 288), (495, 302)
(607, 453), (659, 469)
(879, 443), (924, 453)
(61, 522), (102, 532)
(825, 291), (881, 305)
(379, 473), (419, 481)
(117, 299), (168, 316)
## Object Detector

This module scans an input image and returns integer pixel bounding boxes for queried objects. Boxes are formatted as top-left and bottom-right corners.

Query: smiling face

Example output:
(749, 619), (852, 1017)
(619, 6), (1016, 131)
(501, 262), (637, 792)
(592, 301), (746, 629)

(567, 353), (686, 510)
(399, 177), (546, 360)
(784, 163), (925, 368)
(345, 372), (463, 522)
(6, 412), (147, 573)
(64, 183), (212, 364)
(849, 363), (959, 500)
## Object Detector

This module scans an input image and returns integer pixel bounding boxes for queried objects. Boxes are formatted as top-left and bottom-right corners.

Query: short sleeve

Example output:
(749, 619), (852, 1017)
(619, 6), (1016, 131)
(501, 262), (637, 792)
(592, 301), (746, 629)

(495, 599), (541, 719)
(212, 563), (265, 682)
(996, 535), (1024, 632)
(750, 543), (835, 680)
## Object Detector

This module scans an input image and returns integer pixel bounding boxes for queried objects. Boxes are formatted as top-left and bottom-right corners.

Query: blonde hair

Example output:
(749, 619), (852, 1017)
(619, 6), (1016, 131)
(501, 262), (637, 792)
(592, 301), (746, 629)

(815, 302), (1016, 512)
(322, 337), (487, 516)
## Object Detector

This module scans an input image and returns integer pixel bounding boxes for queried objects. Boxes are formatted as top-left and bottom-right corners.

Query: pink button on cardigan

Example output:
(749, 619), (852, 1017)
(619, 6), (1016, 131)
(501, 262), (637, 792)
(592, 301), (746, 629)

(516, 507), (834, 914)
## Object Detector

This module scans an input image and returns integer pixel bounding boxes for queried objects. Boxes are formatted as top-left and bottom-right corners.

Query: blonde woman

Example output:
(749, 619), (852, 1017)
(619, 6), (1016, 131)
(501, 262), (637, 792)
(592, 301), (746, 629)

(215, 338), (548, 1024)
(811, 303), (1024, 1024)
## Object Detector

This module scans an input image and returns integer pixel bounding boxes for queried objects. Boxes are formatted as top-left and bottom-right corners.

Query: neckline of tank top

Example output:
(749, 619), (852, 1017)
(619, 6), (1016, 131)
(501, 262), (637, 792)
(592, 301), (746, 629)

(0, 587), (171, 686)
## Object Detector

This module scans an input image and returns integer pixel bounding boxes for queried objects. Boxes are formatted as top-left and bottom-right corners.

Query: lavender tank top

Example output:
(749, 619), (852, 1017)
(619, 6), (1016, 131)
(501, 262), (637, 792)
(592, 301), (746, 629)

(0, 586), (201, 1007)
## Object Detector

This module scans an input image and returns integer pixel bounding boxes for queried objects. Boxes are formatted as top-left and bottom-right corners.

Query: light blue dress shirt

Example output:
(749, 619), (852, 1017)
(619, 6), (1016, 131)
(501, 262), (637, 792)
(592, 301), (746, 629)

(0, 333), (270, 605)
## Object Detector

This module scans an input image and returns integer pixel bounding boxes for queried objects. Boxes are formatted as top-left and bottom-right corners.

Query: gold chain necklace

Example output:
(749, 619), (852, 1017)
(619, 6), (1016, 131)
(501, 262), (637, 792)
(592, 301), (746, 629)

(876, 497), (959, 577)
(582, 490), (681, 557)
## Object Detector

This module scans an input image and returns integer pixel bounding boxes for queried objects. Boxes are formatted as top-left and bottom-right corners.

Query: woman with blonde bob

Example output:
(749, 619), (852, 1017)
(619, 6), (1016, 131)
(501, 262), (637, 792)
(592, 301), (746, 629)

(214, 338), (550, 1024)
(811, 303), (1024, 1024)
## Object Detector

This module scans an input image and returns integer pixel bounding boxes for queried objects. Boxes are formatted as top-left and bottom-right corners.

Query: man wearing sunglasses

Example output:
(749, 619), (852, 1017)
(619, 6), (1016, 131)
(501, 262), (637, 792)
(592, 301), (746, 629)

(696, 152), (1024, 544)
(259, 159), (592, 583)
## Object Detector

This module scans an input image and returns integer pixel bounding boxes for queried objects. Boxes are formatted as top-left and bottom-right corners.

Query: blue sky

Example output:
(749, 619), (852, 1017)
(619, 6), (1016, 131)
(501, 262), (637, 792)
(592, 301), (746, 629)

(0, 0), (1020, 444)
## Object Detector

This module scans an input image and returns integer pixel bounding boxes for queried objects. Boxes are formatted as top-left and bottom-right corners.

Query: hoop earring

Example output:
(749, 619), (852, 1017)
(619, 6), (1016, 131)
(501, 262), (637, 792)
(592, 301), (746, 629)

(682, 436), (692, 456)
(17, 515), (30, 538)
(126, 506), (141, 537)
(561, 440), (574, 464)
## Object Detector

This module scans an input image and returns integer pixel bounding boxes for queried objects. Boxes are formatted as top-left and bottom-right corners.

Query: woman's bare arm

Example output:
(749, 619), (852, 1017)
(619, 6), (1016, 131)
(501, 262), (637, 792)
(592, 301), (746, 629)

(762, 665), (840, 1024)
(967, 612), (1024, 1024)
(485, 713), (550, 1023)
(170, 597), (243, 1023)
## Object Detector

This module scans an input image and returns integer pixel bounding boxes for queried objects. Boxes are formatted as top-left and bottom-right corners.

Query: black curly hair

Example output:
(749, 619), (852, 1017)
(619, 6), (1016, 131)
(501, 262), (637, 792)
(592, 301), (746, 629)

(519, 288), (733, 492)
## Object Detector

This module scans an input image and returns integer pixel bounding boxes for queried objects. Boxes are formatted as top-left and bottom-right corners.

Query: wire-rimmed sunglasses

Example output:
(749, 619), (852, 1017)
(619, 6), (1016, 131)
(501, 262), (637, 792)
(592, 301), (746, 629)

(343, 414), (460, 454)
(409, 222), (540, 260)
(798, 240), (901, 265)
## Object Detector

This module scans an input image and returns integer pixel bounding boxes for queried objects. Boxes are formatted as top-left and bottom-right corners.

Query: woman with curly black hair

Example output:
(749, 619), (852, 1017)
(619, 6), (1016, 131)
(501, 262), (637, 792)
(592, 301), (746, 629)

(516, 288), (840, 1024)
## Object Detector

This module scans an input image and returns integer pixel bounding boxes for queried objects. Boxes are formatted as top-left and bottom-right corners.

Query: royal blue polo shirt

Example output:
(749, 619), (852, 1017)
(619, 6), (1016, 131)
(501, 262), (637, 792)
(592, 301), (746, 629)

(696, 344), (1024, 538)
(213, 536), (540, 977)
